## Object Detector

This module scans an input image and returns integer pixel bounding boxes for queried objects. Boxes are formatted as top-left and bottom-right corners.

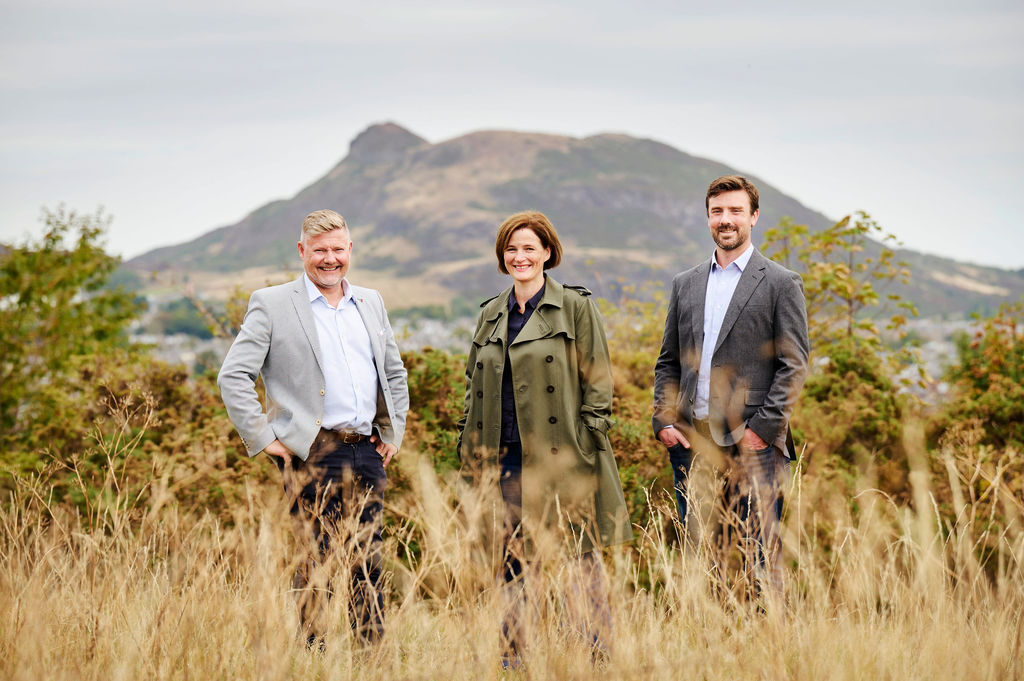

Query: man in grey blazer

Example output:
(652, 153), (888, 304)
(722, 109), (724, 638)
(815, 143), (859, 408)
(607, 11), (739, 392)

(653, 175), (809, 598)
(218, 209), (409, 646)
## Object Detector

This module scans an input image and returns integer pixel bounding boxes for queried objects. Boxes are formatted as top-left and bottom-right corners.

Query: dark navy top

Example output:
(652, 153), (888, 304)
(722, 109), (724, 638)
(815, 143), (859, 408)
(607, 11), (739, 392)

(499, 281), (546, 449)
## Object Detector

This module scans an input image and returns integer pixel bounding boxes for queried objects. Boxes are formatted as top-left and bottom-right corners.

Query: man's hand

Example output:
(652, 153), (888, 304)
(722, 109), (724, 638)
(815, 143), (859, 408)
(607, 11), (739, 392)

(370, 435), (398, 468)
(741, 428), (770, 451)
(264, 439), (294, 467)
(658, 426), (691, 449)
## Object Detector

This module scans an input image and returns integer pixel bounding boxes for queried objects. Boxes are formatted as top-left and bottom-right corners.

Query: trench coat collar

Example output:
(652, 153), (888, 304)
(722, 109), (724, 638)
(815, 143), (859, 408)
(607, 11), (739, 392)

(480, 275), (568, 347)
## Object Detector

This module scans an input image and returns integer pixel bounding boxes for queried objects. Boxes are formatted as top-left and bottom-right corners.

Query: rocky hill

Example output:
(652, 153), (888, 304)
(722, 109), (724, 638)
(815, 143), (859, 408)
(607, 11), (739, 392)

(128, 123), (1024, 316)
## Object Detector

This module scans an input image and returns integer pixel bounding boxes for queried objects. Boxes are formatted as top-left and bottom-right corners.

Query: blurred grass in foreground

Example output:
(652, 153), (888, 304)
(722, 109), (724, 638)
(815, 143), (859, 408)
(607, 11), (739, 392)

(1, 418), (1020, 681)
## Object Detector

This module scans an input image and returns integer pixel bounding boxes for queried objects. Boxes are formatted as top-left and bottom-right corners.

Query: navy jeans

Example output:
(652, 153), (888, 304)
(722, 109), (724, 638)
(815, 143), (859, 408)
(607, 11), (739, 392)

(667, 442), (694, 528)
(279, 434), (387, 644)
(667, 434), (788, 596)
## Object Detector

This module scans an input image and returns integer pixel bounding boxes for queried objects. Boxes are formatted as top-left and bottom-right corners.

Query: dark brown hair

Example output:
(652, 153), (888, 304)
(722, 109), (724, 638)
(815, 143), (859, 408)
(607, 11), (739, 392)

(706, 175), (759, 214)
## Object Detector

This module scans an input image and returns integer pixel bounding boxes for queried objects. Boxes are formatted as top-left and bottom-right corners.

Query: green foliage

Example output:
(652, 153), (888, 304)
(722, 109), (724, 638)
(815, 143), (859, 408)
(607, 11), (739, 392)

(599, 283), (674, 523)
(932, 299), (1024, 450)
(401, 347), (466, 477)
(796, 337), (907, 483)
(149, 298), (216, 339)
(763, 212), (918, 354)
(1, 207), (144, 455)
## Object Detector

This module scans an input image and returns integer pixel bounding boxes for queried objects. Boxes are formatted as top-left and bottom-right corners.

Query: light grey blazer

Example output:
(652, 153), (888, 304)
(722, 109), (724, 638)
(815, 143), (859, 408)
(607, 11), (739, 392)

(218, 277), (409, 461)
(652, 249), (809, 457)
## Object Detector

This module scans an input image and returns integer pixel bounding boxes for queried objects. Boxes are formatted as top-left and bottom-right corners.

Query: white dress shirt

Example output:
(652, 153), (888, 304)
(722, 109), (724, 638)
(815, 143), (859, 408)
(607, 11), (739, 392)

(304, 275), (379, 434)
(693, 244), (754, 420)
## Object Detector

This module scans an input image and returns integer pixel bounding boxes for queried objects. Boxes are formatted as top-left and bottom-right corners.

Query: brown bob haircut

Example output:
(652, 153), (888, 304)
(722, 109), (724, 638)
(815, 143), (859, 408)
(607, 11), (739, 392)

(705, 175), (760, 214)
(494, 211), (563, 274)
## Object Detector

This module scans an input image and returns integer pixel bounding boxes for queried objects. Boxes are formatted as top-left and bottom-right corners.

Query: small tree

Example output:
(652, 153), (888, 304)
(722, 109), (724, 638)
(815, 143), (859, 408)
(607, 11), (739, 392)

(762, 214), (921, 481)
(1, 207), (144, 457)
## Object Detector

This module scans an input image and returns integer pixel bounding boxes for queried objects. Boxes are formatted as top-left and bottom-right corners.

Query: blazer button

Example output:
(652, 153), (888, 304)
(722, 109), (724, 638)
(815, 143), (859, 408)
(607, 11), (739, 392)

(550, 447), (558, 455)
(315, 419), (321, 425)
(320, 389), (325, 396)
(476, 390), (483, 398)
(476, 361), (484, 369)
(476, 421), (483, 430)
(545, 355), (554, 363)
(546, 385), (554, 393)
(549, 416), (557, 424)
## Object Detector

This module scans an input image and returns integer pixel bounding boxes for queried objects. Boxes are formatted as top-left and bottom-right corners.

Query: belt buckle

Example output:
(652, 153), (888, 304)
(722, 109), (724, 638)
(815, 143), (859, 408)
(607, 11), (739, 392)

(338, 430), (363, 444)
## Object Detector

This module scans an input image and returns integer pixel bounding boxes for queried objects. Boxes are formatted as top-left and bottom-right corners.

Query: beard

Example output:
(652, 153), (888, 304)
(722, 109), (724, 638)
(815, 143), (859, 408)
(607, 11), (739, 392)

(712, 225), (746, 251)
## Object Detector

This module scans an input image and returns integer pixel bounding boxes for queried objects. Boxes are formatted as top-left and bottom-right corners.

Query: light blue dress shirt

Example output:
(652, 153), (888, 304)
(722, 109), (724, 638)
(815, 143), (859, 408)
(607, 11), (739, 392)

(304, 275), (379, 434)
(693, 244), (754, 420)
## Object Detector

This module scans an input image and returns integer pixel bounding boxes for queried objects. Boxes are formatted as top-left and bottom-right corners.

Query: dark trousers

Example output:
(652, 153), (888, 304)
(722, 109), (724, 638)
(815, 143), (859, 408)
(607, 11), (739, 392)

(668, 421), (788, 598)
(278, 432), (387, 644)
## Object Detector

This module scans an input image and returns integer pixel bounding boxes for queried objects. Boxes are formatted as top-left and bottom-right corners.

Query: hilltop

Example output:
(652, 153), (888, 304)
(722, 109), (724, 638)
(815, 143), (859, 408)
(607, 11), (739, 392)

(127, 123), (1024, 315)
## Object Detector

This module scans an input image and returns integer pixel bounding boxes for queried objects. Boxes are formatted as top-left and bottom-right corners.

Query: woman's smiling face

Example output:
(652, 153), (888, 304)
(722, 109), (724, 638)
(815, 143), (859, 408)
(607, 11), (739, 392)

(503, 227), (550, 287)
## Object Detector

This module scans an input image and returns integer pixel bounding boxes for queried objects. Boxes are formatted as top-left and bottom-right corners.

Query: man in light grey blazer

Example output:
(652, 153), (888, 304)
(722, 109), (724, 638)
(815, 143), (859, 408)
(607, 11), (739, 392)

(653, 175), (809, 598)
(219, 209), (408, 647)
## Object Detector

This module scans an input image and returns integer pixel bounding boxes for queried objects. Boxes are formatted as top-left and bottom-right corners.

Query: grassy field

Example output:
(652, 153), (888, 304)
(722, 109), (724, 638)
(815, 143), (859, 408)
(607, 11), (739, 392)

(2, 438), (1021, 681)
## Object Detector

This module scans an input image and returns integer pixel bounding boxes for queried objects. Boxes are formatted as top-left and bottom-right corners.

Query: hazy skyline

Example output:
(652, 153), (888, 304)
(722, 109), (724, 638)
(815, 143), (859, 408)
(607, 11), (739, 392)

(2, 1), (1022, 269)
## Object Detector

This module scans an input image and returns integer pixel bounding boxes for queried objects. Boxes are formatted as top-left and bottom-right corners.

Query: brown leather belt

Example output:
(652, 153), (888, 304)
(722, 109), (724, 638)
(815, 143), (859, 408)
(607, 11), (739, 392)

(318, 428), (369, 444)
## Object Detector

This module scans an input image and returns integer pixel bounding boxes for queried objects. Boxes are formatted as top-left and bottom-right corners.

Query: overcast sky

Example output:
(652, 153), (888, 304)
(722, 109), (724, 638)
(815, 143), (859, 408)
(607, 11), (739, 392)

(2, 0), (1022, 269)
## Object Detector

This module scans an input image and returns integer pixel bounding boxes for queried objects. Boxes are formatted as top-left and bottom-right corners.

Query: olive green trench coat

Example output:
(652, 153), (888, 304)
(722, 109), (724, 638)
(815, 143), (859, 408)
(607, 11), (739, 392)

(457, 276), (633, 553)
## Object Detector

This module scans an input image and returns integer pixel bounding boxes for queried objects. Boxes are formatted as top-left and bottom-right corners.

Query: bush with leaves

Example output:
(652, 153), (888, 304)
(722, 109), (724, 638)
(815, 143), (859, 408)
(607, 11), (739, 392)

(931, 299), (1024, 450)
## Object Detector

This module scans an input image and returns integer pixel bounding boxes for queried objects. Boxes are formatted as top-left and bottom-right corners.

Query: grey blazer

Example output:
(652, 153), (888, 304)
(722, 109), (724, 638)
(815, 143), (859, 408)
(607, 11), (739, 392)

(652, 249), (809, 457)
(218, 277), (409, 461)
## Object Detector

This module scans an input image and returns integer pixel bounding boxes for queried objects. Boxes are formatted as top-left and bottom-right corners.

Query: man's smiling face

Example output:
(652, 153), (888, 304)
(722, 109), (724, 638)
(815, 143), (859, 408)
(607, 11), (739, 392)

(707, 189), (759, 253)
(298, 228), (352, 295)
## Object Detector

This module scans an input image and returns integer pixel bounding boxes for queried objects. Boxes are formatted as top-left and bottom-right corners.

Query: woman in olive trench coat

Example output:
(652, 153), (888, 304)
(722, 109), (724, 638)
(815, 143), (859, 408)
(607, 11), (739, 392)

(457, 216), (632, 553)
(457, 211), (632, 664)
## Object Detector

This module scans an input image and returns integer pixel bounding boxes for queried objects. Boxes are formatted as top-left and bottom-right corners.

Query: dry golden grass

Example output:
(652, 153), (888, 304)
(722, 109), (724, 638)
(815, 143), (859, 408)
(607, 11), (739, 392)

(2, 442), (1022, 681)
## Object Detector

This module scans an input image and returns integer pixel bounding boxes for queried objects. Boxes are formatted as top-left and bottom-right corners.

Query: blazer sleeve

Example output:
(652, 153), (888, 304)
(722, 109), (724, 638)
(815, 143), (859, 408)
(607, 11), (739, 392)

(217, 291), (278, 456)
(652, 275), (684, 435)
(746, 270), (810, 446)
(375, 290), (409, 449)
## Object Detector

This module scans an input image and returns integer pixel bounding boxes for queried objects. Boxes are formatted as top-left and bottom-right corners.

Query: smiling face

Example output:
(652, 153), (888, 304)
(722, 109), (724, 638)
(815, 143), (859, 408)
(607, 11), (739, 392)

(297, 228), (352, 295)
(503, 227), (550, 288)
(707, 189), (759, 254)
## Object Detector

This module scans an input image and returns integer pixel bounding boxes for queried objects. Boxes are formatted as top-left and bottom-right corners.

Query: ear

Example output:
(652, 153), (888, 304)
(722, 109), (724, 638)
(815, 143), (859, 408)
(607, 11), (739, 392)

(297, 240), (305, 257)
(750, 210), (760, 228)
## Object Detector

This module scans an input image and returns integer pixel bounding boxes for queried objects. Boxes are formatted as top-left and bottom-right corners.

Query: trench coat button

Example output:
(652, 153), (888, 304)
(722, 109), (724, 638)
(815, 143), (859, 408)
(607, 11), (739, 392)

(476, 421), (483, 430)
(476, 361), (483, 369)
(545, 355), (554, 363)
(476, 390), (483, 398)
(546, 385), (554, 393)
(549, 416), (557, 424)
(550, 447), (558, 455)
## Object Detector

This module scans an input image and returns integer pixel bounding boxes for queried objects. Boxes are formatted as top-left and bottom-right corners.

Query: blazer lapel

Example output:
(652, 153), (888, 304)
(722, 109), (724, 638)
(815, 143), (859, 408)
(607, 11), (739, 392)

(689, 261), (711, 345)
(713, 251), (766, 355)
(351, 292), (384, 365)
(290, 279), (325, 374)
